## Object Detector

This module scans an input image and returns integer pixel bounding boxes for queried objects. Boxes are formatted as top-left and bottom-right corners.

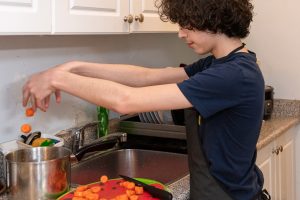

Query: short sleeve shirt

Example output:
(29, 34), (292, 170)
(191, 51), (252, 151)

(177, 52), (265, 200)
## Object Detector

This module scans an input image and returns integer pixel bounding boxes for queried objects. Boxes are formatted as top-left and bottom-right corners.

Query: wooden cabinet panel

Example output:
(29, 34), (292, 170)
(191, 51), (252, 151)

(0, 0), (51, 34)
(257, 127), (296, 200)
(276, 129), (295, 200)
(130, 0), (178, 33)
(257, 140), (276, 198)
(0, 0), (178, 35)
(54, 0), (129, 34)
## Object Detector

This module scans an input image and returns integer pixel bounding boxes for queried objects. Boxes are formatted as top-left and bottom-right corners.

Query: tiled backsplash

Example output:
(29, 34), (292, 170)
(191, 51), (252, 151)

(273, 99), (300, 118)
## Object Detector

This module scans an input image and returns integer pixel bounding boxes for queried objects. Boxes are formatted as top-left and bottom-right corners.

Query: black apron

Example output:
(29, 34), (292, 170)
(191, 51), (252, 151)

(184, 108), (233, 200)
(183, 43), (246, 200)
(184, 108), (272, 200)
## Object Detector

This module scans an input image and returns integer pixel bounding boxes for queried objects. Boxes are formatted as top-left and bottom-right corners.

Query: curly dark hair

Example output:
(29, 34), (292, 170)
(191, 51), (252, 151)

(155, 0), (254, 38)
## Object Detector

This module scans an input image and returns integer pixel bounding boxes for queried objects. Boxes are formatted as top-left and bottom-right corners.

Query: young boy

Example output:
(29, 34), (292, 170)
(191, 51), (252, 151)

(22, 0), (268, 199)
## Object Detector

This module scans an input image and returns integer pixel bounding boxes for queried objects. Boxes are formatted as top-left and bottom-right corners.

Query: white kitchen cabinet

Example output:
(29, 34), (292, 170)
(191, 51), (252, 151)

(256, 139), (276, 199)
(0, 0), (177, 35)
(54, 0), (129, 34)
(54, 0), (178, 34)
(275, 128), (295, 200)
(129, 0), (177, 33)
(256, 127), (296, 200)
(0, 0), (51, 34)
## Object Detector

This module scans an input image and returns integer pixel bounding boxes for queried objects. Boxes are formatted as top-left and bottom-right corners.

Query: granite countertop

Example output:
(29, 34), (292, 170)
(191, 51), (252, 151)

(257, 116), (300, 149)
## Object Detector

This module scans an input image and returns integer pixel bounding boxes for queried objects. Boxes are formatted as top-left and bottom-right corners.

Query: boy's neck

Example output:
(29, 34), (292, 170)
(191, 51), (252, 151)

(212, 35), (247, 59)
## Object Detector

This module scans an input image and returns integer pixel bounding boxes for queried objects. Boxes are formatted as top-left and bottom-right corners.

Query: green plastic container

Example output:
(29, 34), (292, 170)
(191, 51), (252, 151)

(97, 106), (109, 137)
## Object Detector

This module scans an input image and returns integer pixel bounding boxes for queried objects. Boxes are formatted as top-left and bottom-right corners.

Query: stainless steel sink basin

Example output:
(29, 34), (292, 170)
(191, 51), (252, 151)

(71, 149), (188, 185)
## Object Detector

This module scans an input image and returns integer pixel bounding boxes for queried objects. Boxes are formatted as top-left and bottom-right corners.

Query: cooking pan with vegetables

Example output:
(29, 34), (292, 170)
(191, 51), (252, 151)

(4, 132), (125, 199)
(5, 147), (71, 200)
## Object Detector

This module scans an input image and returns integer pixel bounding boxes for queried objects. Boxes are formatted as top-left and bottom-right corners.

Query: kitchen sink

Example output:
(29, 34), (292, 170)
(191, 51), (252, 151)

(71, 148), (188, 185)
(69, 115), (189, 186)
(71, 134), (189, 185)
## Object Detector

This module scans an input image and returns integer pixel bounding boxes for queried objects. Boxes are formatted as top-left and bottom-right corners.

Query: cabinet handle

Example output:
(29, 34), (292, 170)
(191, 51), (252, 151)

(135, 14), (144, 23)
(124, 15), (133, 23)
(272, 148), (280, 155)
(272, 146), (283, 155)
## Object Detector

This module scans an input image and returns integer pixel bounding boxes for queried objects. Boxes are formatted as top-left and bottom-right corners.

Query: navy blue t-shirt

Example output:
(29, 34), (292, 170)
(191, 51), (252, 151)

(177, 51), (265, 200)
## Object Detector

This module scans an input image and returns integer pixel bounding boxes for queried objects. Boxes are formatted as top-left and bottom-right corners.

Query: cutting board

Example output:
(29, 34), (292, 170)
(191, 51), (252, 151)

(57, 178), (167, 200)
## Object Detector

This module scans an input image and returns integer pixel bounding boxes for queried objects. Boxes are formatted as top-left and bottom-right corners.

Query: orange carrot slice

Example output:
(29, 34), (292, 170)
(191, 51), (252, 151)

(75, 185), (88, 192)
(100, 175), (108, 183)
(129, 195), (139, 200)
(126, 182), (135, 190)
(21, 124), (31, 133)
(90, 186), (101, 193)
(115, 194), (128, 200)
(134, 186), (144, 195)
(25, 107), (35, 117)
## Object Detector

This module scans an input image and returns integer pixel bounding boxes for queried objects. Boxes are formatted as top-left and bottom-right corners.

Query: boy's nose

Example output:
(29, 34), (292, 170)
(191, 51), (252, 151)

(178, 28), (187, 39)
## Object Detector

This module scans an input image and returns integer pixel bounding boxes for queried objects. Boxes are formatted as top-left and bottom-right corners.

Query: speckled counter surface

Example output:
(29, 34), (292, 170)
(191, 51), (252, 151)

(257, 116), (300, 150)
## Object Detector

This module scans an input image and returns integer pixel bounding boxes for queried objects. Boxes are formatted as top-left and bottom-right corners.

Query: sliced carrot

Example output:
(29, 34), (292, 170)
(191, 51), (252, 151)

(85, 192), (99, 200)
(90, 186), (101, 193)
(25, 107), (35, 117)
(72, 197), (86, 200)
(115, 194), (128, 200)
(134, 186), (144, 195)
(122, 181), (130, 188)
(100, 175), (108, 183)
(76, 185), (88, 192)
(21, 124), (32, 133)
(74, 191), (84, 197)
(126, 189), (135, 197)
(126, 182), (135, 190)
(129, 195), (139, 200)
(82, 189), (93, 197)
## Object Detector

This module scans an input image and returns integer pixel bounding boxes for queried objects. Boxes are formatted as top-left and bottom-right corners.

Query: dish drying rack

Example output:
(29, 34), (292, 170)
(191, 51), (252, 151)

(118, 114), (186, 140)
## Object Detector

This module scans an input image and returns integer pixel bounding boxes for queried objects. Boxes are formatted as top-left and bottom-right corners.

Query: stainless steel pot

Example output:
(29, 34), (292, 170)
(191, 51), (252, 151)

(5, 147), (71, 200)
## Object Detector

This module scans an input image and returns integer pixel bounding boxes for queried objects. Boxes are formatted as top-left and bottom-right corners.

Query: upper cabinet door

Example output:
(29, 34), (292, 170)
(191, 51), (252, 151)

(54, 0), (130, 34)
(0, 0), (51, 34)
(130, 0), (178, 33)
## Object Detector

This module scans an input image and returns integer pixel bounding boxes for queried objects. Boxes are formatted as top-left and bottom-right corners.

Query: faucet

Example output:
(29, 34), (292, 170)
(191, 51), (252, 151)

(72, 121), (127, 154)
(73, 131), (127, 161)
(99, 132), (127, 143)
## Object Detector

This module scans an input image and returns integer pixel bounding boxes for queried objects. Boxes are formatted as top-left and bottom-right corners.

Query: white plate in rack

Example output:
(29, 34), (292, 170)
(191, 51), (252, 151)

(150, 112), (160, 124)
(141, 113), (150, 123)
(145, 112), (153, 123)
(138, 113), (146, 123)
(153, 111), (163, 124)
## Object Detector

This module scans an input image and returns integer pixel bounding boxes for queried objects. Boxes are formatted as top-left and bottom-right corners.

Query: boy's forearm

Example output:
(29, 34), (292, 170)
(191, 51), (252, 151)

(56, 61), (149, 86)
(56, 61), (187, 87)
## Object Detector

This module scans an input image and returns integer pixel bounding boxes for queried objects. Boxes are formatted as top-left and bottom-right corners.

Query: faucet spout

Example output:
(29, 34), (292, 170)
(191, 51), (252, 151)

(73, 132), (127, 161)
(102, 132), (127, 143)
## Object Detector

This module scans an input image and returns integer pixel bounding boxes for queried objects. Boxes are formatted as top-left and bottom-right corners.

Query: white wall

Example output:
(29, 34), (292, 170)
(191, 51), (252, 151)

(245, 0), (300, 99)
(245, 1), (300, 198)
(0, 34), (198, 143)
